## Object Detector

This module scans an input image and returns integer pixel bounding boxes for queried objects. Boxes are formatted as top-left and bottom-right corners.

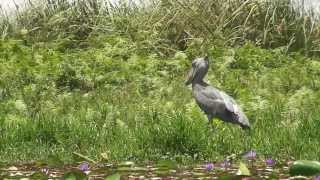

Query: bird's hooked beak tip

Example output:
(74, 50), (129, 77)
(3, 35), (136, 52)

(241, 125), (251, 131)
(185, 77), (192, 86)
(204, 54), (209, 60)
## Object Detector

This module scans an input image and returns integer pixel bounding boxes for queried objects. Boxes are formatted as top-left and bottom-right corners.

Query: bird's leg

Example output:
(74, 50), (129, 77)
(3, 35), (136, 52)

(207, 114), (215, 130)
(207, 114), (212, 124)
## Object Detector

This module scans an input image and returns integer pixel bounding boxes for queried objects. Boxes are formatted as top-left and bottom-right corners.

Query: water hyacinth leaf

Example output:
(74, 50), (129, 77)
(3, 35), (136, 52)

(268, 173), (279, 179)
(105, 173), (121, 180)
(156, 159), (177, 170)
(30, 172), (49, 180)
(6, 174), (27, 179)
(116, 167), (132, 172)
(289, 160), (320, 176)
(131, 167), (148, 171)
(217, 175), (239, 180)
(155, 169), (170, 176)
(117, 166), (148, 172)
(236, 162), (251, 176)
(118, 161), (135, 167)
(62, 170), (88, 180)
(191, 171), (207, 177)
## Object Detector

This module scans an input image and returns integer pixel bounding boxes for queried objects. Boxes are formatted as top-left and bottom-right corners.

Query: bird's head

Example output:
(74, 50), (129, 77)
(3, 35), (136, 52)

(185, 55), (209, 86)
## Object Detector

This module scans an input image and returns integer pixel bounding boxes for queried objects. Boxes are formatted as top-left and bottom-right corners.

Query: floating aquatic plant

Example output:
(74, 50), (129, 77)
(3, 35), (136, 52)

(220, 160), (231, 169)
(40, 168), (49, 175)
(265, 158), (275, 167)
(79, 162), (89, 172)
(204, 163), (214, 171)
(244, 150), (257, 160)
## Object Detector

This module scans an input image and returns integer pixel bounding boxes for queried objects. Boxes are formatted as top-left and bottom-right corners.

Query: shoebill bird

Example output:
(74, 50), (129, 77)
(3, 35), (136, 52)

(185, 56), (250, 130)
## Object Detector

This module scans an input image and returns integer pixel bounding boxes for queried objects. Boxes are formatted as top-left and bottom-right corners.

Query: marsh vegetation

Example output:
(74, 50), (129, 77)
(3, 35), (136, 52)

(1, 0), (320, 178)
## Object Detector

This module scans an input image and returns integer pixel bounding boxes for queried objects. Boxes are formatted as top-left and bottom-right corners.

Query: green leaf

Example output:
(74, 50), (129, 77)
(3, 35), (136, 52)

(191, 172), (206, 177)
(117, 166), (148, 172)
(217, 175), (239, 180)
(155, 170), (170, 176)
(30, 172), (49, 180)
(156, 159), (177, 170)
(105, 173), (121, 180)
(289, 160), (320, 176)
(236, 162), (251, 176)
(62, 170), (88, 180)
(118, 161), (135, 167)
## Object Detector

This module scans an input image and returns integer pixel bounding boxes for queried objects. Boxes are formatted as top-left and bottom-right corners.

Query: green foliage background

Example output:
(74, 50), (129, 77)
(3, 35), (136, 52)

(0, 0), (320, 163)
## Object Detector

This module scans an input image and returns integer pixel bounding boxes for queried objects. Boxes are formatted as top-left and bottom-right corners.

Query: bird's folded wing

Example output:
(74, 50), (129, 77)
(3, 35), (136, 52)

(201, 86), (238, 114)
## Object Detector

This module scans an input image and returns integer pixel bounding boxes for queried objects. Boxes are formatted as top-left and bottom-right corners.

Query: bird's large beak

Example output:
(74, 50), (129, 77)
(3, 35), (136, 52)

(185, 66), (196, 86)
(204, 55), (209, 62)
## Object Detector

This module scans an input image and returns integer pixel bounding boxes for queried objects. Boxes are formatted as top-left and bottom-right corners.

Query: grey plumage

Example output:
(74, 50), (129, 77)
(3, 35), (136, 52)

(185, 56), (250, 129)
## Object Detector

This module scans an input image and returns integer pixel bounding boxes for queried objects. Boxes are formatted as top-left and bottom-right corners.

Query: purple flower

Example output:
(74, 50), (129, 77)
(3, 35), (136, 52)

(79, 162), (89, 172)
(40, 168), (49, 175)
(315, 176), (320, 180)
(204, 163), (214, 171)
(244, 150), (257, 159)
(220, 160), (231, 169)
(265, 158), (275, 166)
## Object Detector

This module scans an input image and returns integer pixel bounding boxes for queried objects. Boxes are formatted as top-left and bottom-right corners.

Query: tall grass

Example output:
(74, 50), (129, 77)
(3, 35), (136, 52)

(1, 0), (320, 55)
(0, 0), (320, 163)
(1, 39), (320, 162)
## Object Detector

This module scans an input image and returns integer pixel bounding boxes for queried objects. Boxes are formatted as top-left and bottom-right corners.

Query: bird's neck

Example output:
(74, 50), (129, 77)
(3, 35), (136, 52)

(192, 70), (208, 84)
(192, 80), (208, 87)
